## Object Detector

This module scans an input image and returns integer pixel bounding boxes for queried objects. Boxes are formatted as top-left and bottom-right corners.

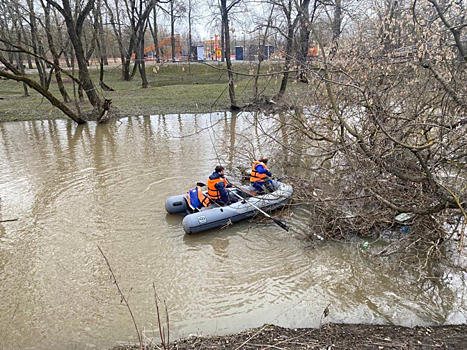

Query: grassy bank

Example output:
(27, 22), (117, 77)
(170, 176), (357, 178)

(0, 61), (298, 122)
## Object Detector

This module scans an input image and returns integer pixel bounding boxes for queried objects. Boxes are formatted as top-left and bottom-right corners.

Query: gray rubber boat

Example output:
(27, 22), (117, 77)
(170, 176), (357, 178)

(165, 181), (293, 234)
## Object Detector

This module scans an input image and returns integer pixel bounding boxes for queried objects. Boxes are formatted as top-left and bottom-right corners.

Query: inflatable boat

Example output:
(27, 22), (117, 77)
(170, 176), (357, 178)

(165, 181), (293, 234)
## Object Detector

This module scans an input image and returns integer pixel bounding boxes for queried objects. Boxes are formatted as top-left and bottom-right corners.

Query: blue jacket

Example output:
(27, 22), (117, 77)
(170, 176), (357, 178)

(208, 172), (230, 203)
(253, 164), (272, 185)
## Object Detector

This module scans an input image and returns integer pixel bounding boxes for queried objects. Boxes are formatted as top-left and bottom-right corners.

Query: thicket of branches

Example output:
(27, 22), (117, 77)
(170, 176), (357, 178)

(241, 0), (466, 263)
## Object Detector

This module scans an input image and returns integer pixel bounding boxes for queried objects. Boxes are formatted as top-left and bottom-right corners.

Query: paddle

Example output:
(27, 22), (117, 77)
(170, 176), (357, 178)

(225, 178), (290, 232)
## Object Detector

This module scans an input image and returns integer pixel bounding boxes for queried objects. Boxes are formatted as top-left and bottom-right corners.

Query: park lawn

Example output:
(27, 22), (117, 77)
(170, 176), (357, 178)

(0, 61), (299, 122)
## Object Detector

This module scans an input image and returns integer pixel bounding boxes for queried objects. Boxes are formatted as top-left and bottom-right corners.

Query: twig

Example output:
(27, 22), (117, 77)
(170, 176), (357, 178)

(373, 236), (410, 257)
(153, 283), (169, 350)
(262, 329), (319, 349)
(234, 324), (268, 350)
(165, 300), (170, 349)
(248, 343), (284, 349)
(97, 246), (143, 350)
(0, 219), (19, 223)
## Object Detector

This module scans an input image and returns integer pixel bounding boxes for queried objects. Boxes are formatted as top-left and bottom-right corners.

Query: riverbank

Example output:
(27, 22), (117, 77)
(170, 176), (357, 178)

(0, 61), (299, 122)
(108, 323), (466, 349)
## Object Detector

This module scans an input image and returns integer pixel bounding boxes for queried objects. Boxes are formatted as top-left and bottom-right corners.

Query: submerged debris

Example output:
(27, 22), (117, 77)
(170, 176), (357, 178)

(108, 323), (467, 349)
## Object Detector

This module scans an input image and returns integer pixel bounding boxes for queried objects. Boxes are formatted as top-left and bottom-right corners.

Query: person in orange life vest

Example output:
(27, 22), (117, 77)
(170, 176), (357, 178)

(186, 183), (211, 211)
(207, 166), (238, 205)
(250, 156), (274, 194)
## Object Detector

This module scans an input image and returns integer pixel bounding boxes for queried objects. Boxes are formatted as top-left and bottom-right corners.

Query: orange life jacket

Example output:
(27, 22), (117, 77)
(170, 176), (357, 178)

(186, 186), (211, 209)
(207, 176), (227, 200)
(250, 161), (268, 183)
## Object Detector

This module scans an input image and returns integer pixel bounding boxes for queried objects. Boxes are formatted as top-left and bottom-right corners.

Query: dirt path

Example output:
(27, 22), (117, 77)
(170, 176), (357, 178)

(110, 323), (467, 349)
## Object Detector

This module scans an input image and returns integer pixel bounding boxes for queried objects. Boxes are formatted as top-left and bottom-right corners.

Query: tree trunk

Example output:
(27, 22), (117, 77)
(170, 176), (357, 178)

(123, 23), (137, 80)
(220, 0), (238, 109)
(6, 4), (29, 95)
(254, 6), (274, 100)
(330, 0), (342, 57)
(148, 6), (161, 63)
(277, 1), (294, 99)
(221, 24), (225, 62)
(97, 0), (109, 65)
(103, 0), (126, 77)
(70, 53), (85, 102)
(138, 22), (149, 88)
(21, 28), (34, 69)
(26, 0), (47, 87)
(297, 0), (311, 83)
(154, 7), (160, 63)
(123, 0), (157, 78)
(171, 0), (175, 62)
(85, 25), (98, 66)
(15, 26), (30, 96)
(54, 11), (72, 67)
(188, 0), (192, 61)
(52, 0), (102, 109)
(42, 1), (70, 102)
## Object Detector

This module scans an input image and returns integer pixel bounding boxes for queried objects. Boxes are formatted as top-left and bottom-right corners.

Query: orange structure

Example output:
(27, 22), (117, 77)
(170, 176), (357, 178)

(133, 34), (182, 61)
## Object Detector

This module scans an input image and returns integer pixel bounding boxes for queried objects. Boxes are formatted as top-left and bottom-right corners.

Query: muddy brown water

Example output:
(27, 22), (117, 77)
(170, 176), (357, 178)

(0, 113), (466, 350)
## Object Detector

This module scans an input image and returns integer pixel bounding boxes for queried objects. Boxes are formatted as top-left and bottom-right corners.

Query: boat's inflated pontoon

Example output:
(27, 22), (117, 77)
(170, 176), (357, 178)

(165, 181), (293, 234)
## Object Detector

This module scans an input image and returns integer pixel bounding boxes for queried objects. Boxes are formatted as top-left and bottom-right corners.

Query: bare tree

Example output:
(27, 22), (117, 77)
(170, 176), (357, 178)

(122, 0), (157, 82)
(296, 0), (312, 82)
(47, 0), (103, 110)
(26, 0), (48, 87)
(148, 5), (161, 63)
(41, 0), (71, 102)
(220, 0), (241, 110)
(1, 1), (30, 96)
(329, 0), (342, 57)
(103, 0), (126, 77)
(0, 52), (86, 123)
(167, 0), (185, 63)
(96, 0), (109, 65)
(170, 0), (175, 62)
(275, 0), (297, 99)
(253, 5), (275, 100)
(188, 0), (192, 61)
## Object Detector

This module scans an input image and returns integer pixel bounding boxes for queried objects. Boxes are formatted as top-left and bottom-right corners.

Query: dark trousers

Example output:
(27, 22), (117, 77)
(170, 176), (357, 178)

(251, 180), (274, 194)
(216, 192), (239, 205)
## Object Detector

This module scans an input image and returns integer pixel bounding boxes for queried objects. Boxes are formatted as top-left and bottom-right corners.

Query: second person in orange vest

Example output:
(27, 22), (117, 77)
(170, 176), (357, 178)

(250, 156), (274, 194)
(207, 166), (238, 205)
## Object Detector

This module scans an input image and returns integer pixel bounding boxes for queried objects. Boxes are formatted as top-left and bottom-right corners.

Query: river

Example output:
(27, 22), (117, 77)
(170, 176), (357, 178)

(0, 113), (466, 350)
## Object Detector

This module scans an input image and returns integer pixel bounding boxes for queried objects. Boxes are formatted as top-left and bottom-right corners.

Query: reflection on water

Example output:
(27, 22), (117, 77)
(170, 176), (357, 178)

(0, 114), (466, 350)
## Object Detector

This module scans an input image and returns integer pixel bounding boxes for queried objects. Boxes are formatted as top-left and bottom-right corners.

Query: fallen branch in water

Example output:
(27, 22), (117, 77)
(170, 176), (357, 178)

(0, 219), (18, 223)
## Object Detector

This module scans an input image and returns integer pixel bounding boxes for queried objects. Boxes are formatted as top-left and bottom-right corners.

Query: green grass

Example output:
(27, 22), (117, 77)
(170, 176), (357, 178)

(0, 61), (300, 122)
